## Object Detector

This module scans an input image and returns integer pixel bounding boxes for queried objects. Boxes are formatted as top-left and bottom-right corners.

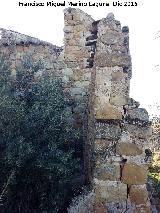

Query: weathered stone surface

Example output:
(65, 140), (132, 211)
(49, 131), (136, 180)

(122, 163), (148, 185)
(116, 142), (143, 156)
(95, 180), (127, 203)
(94, 139), (110, 152)
(111, 67), (124, 81)
(95, 102), (124, 120)
(110, 95), (128, 106)
(95, 52), (131, 67)
(129, 185), (148, 204)
(126, 108), (149, 122)
(92, 202), (107, 213)
(95, 122), (121, 140)
(133, 207), (151, 213)
(123, 124), (152, 139)
(94, 163), (120, 181)
(1, 9), (151, 212)
(100, 30), (123, 45)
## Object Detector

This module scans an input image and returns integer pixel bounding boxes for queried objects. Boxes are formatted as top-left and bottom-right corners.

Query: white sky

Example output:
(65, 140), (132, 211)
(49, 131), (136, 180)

(0, 0), (160, 116)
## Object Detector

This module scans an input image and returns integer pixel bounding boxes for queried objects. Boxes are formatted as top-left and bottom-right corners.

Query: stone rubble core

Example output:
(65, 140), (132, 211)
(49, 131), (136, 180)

(0, 8), (152, 213)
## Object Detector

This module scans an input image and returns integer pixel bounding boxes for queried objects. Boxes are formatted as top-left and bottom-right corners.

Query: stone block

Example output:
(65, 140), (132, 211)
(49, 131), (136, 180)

(95, 180), (127, 203)
(100, 30), (123, 45)
(95, 122), (121, 140)
(129, 185), (148, 204)
(94, 163), (120, 181)
(123, 124), (152, 139)
(116, 142), (143, 156)
(126, 108), (149, 122)
(122, 163), (148, 185)
(95, 102), (124, 120)
(111, 67), (125, 82)
(95, 52), (131, 67)
(110, 95), (128, 106)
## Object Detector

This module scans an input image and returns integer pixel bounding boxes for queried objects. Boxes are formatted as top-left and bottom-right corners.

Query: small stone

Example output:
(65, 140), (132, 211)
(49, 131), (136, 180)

(122, 26), (129, 33)
(106, 13), (115, 21)
(94, 139), (110, 152)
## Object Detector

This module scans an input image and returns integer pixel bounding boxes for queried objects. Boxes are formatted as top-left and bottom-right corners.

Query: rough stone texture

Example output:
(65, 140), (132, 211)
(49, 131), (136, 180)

(123, 124), (152, 139)
(94, 163), (120, 181)
(126, 108), (149, 122)
(0, 8), (152, 212)
(94, 179), (127, 203)
(133, 207), (151, 213)
(129, 185), (149, 205)
(95, 122), (121, 140)
(122, 163), (148, 185)
(89, 10), (151, 212)
(116, 142), (143, 156)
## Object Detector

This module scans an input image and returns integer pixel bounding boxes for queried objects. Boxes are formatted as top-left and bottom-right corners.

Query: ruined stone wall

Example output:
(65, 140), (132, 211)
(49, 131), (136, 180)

(0, 28), (63, 78)
(0, 9), (153, 212)
(62, 8), (94, 130)
(91, 13), (152, 213)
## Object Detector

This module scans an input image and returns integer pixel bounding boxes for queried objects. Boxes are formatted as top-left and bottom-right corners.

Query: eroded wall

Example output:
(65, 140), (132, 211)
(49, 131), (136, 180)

(0, 8), (152, 212)
(91, 13), (152, 213)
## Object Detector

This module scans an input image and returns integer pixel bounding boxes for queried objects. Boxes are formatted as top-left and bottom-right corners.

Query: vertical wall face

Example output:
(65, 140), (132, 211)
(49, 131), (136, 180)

(92, 14), (152, 212)
(63, 8), (94, 130)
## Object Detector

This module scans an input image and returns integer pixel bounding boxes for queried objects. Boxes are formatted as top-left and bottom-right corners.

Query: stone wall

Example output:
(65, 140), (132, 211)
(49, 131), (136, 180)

(0, 8), (152, 212)
(90, 13), (152, 213)
(0, 28), (63, 78)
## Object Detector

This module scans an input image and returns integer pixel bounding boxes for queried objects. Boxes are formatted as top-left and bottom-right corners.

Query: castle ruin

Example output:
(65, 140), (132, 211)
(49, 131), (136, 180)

(0, 8), (152, 212)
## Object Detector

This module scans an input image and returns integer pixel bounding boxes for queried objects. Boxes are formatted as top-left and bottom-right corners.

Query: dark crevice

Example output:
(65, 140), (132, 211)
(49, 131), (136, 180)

(85, 20), (99, 68)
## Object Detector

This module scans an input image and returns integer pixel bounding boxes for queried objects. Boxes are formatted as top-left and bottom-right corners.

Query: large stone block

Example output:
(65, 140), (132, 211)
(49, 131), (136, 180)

(116, 142), (143, 156)
(129, 185), (148, 205)
(95, 102), (124, 120)
(95, 180), (127, 203)
(110, 95), (128, 106)
(122, 163), (148, 185)
(100, 30), (123, 45)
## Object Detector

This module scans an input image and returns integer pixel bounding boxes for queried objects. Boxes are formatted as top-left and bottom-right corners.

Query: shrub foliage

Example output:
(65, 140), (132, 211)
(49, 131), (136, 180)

(0, 54), (81, 213)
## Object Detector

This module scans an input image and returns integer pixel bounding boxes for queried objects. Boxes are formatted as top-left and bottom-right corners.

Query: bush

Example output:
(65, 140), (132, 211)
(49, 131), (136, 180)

(0, 54), (82, 213)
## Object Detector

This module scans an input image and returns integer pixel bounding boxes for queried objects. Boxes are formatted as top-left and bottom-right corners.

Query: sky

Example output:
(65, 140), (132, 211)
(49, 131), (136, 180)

(0, 0), (160, 117)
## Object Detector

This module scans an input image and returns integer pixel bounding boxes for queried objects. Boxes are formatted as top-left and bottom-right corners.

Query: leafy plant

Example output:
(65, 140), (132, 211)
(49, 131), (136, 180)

(0, 53), (82, 213)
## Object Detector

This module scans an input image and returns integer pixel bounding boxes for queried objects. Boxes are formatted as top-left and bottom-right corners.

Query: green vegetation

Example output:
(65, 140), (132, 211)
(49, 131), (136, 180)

(149, 117), (160, 198)
(0, 54), (82, 213)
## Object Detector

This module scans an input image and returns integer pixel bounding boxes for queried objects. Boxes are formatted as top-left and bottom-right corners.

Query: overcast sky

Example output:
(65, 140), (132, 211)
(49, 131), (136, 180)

(0, 0), (160, 116)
